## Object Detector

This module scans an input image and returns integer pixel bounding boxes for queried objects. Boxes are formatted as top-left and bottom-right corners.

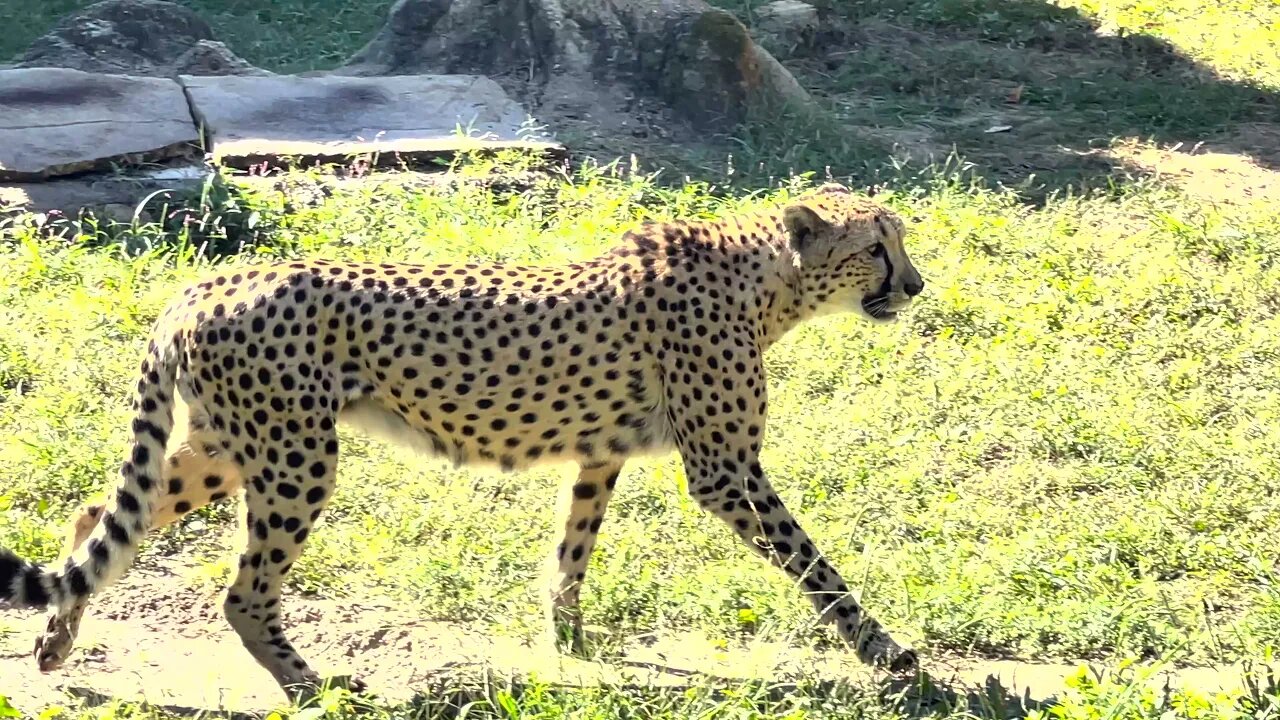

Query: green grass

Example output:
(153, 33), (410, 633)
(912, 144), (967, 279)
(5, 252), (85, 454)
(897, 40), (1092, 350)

(3, 0), (1280, 717)
(717, 0), (1280, 196)
(3, 159), (1280, 718)
(0, 0), (393, 73)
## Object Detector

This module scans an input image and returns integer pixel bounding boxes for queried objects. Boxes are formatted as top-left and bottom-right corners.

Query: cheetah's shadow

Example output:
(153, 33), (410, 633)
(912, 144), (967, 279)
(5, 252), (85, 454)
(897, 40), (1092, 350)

(399, 665), (1053, 720)
(63, 664), (1051, 719)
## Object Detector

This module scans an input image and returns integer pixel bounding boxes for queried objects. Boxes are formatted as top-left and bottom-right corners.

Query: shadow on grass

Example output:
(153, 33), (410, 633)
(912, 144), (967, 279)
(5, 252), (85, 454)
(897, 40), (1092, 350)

(392, 668), (1055, 720)
(63, 666), (1053, 719)
(7, 0), (1275, 212)
(65, 686), (261, 720)
(710, 0), (1279, 202)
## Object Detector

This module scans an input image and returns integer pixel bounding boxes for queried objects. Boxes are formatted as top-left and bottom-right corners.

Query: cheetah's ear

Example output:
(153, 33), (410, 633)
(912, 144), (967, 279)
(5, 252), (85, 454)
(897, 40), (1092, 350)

(814, 182), (852, 195)
(783, 204), (830, 253)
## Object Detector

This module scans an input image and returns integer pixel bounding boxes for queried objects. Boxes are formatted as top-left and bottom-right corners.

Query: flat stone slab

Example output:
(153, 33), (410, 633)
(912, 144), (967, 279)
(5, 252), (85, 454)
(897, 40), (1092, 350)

(0, 68), (200, 181)
(180, 74), (563, 168)
(1, 164), (208, 221)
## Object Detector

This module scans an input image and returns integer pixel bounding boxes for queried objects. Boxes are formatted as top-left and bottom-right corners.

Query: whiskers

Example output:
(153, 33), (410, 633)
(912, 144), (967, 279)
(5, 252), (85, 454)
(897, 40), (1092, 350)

(862, 295), (894, 318)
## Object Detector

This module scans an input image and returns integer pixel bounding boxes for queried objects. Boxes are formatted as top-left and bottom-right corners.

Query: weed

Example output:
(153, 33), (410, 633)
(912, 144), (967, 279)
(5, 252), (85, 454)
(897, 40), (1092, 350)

(2, 0), (1279, 718)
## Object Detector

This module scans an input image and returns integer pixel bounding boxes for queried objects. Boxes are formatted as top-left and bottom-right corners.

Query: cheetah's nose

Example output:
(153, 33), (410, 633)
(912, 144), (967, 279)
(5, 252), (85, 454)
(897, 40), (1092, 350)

(904, 280), (925, 297)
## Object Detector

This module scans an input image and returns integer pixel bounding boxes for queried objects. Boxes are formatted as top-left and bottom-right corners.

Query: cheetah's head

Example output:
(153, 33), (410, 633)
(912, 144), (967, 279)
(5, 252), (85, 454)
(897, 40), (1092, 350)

(782, 183), (925, 323)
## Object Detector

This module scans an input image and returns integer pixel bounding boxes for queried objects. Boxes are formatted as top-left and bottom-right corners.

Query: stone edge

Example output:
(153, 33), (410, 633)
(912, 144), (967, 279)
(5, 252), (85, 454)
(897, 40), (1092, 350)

(1, 69), (565, 183)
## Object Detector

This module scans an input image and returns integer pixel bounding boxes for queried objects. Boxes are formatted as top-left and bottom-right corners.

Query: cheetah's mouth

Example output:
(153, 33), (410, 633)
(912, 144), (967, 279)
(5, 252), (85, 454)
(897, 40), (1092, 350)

(862, 248), (897, 321)
(861, 293), (897, 321)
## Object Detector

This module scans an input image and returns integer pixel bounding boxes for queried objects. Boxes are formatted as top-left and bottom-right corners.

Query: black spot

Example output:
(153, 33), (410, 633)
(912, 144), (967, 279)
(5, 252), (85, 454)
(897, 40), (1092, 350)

(0, 553), (25, 602)
(66, 567), (89, 595)
(23, 567), (51, 606)
(572, 483), (598, 500)
(104, 515), (130, 544)
(117, 491), (141, 514)
(88, 539), (109, 562)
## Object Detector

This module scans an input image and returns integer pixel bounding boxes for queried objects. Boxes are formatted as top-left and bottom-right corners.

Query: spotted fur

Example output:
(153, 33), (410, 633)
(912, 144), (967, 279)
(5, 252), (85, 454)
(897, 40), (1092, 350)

(0, 183), (925, 699)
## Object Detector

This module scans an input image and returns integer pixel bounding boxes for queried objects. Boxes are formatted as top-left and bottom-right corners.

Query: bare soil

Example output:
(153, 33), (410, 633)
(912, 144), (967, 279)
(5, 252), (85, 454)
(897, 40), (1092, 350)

(0, 556), (1260, 716)
(1107, 123), (1280, 204)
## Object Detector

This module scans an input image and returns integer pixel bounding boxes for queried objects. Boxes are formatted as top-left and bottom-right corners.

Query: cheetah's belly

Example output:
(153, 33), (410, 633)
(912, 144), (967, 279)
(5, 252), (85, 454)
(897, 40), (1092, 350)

(337, 360), (673, 472)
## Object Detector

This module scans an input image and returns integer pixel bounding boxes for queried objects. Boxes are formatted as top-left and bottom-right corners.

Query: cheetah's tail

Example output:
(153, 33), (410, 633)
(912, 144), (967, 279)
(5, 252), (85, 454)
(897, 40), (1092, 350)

(0, 329), (179, 612)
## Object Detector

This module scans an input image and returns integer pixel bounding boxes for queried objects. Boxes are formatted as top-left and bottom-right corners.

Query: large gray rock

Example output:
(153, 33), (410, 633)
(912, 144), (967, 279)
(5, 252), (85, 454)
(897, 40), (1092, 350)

(337, 0), (810, 130)
(180, 74), (562, 168)
(0, 68), (200, 181)
(16, 0), (265, 77)
(754, 1), (820, 50)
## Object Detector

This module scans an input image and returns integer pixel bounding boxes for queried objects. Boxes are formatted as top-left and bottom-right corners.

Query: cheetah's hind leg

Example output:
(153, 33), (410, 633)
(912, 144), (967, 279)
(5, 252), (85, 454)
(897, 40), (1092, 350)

(548, 463), (621, 657)
(33, 426), (244, 671)
(32, 501), (101, 671)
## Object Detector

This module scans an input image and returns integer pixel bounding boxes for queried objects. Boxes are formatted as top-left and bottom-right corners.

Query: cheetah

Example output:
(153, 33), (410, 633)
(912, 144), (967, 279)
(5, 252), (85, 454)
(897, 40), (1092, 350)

(0, 183), (925, 700)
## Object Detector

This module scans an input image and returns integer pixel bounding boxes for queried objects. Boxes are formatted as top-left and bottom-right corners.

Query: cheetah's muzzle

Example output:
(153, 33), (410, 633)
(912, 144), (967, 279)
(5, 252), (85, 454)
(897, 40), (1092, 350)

(861, 292), (898, 320)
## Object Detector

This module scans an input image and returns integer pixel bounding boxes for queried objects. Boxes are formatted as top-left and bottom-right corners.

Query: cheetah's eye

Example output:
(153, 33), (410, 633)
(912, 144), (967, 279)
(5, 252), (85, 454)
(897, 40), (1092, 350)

(869, 243), (885, 258)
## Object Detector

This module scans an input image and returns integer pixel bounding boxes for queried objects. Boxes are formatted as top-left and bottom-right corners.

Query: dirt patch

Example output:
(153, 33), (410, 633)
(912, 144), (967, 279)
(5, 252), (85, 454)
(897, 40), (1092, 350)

(1107, 125), (1280, 203)
(0, 558), (1266, 716)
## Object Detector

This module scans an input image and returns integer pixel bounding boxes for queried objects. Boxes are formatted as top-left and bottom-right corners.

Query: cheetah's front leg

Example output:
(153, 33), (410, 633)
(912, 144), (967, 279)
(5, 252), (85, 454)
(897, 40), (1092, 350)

(548, 462), (622, 654)
(662, 351), (917, 674)
(684, 459), (916, 671)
